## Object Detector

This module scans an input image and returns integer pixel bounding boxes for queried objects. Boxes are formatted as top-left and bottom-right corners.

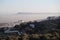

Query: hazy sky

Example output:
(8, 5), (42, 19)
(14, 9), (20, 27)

(0, 0), (60, 22)
(0, 0), (60, 14)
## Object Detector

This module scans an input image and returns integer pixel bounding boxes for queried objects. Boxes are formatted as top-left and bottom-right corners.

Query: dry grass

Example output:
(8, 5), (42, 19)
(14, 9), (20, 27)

(0, 32), (60, 40)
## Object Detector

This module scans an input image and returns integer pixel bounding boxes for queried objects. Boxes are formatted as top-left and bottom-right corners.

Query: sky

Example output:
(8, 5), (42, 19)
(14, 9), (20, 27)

(0, 0), (60, 22)
(0, 0), (60, 14)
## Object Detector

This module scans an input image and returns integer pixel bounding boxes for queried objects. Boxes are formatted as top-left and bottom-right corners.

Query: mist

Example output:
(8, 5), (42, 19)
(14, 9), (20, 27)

(0, 13), (60, 23)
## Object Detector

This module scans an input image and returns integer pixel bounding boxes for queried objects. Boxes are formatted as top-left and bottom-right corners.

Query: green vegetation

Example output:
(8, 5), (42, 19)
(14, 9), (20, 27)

(0, 16), (60, 40)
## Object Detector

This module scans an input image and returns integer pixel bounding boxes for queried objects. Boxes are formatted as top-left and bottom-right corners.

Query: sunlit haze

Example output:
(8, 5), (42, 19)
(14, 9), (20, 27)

(0, 0), (60, 22)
